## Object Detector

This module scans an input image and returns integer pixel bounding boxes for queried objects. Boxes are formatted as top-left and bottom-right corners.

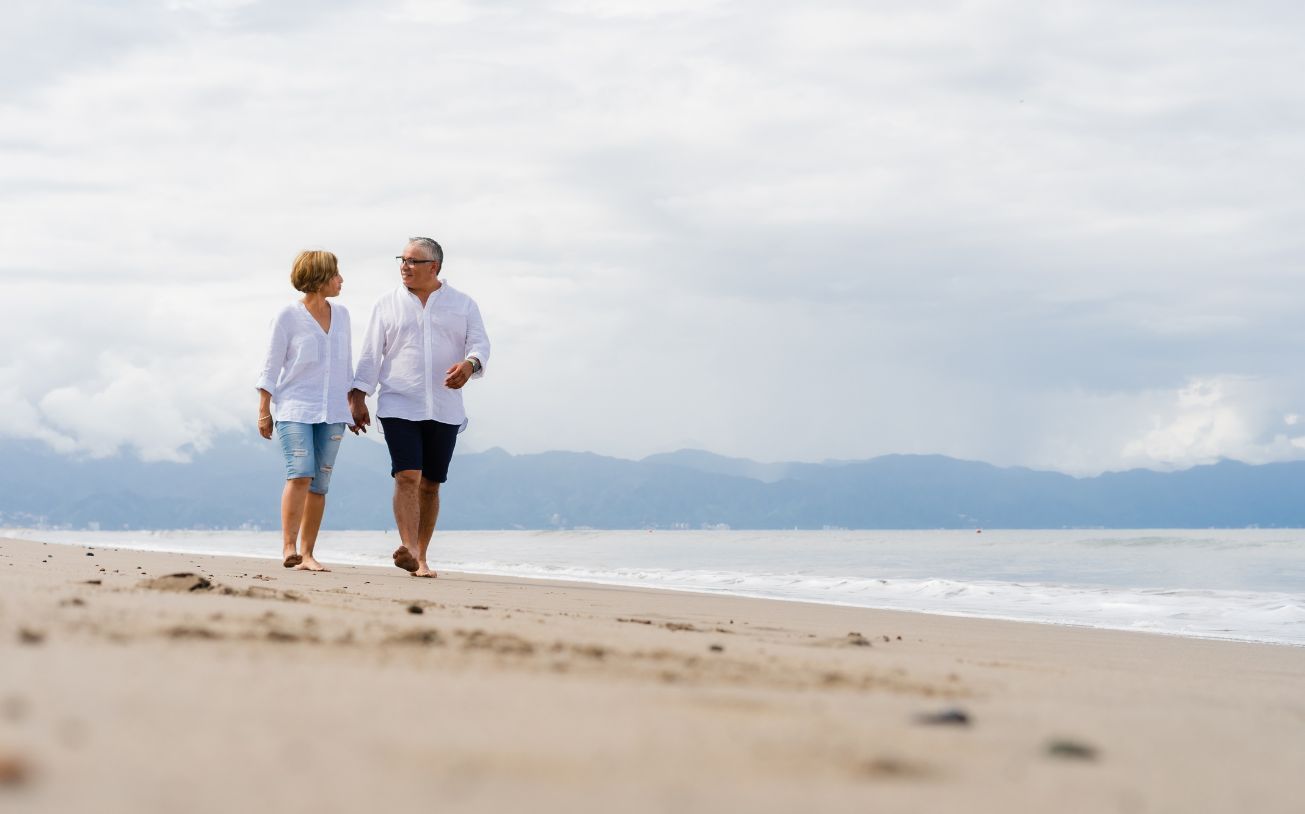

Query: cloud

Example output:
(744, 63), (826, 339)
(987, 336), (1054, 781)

(3, 1), (1305, 474)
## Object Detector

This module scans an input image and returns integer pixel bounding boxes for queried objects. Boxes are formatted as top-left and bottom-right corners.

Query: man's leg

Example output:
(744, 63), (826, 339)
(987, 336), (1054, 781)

(392, 469), (423, 570)
(380, 417), (421, 572)
(414, 479), (440, 577)
(411, 420), (458, 578)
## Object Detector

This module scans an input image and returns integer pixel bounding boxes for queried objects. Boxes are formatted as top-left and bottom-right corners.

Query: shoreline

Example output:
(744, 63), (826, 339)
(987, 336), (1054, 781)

(14, 530), (1304, 648)
(4, 534), (1305, 812)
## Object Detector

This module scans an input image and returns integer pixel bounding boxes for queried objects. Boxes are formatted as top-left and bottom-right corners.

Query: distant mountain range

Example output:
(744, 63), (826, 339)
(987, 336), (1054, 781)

(4, 435), (1305, 530)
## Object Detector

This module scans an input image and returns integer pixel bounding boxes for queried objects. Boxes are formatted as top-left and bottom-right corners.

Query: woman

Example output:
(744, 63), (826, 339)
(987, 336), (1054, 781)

(255, 250), (354, 571)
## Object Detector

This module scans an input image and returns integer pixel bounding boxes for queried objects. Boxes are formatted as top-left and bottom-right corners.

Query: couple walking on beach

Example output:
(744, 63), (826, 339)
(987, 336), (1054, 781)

(254, 237), (490, 577)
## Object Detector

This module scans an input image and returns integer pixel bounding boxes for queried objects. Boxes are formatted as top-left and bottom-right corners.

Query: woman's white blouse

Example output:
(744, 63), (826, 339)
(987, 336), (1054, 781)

(256, 302), (354, 425)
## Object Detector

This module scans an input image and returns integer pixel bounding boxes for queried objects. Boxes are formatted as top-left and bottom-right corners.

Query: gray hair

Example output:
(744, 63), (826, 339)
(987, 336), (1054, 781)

(407, 236), (443, 264)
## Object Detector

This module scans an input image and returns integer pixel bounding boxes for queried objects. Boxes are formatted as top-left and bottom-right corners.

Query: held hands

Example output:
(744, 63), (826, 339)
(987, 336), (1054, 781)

(348, 389), (371, 435)
(444, 360), (474, 390)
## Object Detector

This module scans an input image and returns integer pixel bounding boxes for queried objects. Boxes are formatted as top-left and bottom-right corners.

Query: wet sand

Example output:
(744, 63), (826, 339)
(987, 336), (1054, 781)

(2, 534), (1303, 813)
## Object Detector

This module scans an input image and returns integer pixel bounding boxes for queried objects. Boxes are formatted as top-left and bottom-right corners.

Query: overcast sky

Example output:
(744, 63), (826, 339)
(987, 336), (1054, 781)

(3, 0), (1305, 475)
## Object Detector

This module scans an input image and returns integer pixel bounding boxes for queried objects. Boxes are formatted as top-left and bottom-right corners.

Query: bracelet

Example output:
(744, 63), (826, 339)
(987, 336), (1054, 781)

(258, 415), (272, 421)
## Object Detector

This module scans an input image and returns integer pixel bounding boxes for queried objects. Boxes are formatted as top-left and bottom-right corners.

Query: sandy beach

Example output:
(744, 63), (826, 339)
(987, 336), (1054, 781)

(1, 534), (1302, 813)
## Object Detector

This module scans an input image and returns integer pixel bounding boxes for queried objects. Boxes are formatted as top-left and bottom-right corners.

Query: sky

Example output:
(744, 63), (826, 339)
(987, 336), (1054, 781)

(3, 0), (1305, 476)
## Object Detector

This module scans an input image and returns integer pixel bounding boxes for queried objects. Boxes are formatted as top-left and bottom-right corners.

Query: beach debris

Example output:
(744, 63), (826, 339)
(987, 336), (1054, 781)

(1046, 739), (1098, 761)
(407, 604), (425, 615)
(142, 573), (212, 593)
(709, 643), (725, 653)
(0, 753), (33, 787)
(17, 629), (45, 645)
(617, 617), (653, 625)
(664, 622), (698, 632)
(58, 598), (86, 607)
(845, 632), (872, 647)
(915, 707), (971, 726)
(85, 552), (94, 557)
(252, 574), (273, 582)
(83, 579), (101, 585)
(265, 630), (302, 643)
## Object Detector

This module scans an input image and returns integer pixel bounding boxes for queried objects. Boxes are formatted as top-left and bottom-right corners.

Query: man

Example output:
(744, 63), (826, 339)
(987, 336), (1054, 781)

(349, 236), (490, 577)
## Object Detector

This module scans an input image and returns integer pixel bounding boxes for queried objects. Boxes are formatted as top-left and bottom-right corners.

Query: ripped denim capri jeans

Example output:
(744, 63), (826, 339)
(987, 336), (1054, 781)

(275, 421), (346, 495)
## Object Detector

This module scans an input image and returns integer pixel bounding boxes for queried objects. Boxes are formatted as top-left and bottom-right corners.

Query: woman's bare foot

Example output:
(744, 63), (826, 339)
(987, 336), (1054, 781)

(393, 546), (418, 573)
(412, 563), (438, 578)
(294, 556), (330, 572)
(282, 548), (302, 568)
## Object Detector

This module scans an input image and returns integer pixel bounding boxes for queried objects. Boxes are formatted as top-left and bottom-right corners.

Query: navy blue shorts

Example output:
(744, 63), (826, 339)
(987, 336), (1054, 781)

(379, 417), (459, 482)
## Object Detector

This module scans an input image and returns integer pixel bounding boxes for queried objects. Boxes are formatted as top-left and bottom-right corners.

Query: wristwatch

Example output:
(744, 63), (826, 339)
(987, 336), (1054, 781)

(466, 357), (482, 374)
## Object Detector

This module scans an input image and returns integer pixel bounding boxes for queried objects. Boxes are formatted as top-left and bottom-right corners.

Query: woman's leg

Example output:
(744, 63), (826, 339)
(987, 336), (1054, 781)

(275, 421), (317, 567)
(281, 477), (312, 564)
(297, 492), (328, 570)
(296, 423), (345, 572)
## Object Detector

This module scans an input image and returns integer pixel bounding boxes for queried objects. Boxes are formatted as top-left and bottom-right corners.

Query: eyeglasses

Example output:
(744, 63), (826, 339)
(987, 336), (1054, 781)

(396, 257), (438, 266)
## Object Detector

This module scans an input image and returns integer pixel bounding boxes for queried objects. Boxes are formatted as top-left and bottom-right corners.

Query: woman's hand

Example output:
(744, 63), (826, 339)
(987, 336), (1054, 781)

(257, 389), (274, 439)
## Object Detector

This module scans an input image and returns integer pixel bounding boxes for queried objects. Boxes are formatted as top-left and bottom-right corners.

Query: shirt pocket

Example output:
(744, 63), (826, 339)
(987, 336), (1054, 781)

(291, 335), (319, 365)
(433, 307), (467, 343)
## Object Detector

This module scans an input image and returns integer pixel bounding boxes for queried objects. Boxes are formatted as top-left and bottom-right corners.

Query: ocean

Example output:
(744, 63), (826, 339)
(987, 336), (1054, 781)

(9, 528), (1304, 647)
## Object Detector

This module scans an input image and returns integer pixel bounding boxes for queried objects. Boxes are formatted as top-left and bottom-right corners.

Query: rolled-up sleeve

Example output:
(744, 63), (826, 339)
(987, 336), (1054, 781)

(255, 314), (289, 395)
(463, 299), (490, 379)
(350, 300), (386, 394)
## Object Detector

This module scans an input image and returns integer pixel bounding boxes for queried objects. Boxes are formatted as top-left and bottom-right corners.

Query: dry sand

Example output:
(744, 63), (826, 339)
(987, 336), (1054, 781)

(1, 534), (1303, 813)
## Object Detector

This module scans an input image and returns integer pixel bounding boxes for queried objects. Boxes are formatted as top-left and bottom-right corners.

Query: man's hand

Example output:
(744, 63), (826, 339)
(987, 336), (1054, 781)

(444, 360), (474, 390)
(348, 389), (371, 434)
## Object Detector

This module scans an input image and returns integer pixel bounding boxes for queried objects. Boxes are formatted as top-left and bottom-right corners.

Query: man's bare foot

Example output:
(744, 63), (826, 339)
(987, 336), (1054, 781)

(283, 550), (302, 568)
(393, 546), (418, 573)
(412, 565), (438, 578)
(294, 556), (330, 572)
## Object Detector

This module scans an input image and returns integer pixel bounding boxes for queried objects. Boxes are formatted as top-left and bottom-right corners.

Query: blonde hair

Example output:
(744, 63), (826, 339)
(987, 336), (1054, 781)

(290, 250), (339, 293)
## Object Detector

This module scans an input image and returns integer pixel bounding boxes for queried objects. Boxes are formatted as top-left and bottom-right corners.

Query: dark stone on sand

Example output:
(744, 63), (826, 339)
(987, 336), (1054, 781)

(86, 552), (94, 557)
(709, 644), (725, 653)
(143, 573), (212, 593)
(18, 629), (45, 645)
(407, 604), (424, 614)
(915, 708), (971, 726)
(84, 579), (101, 585)
(469, 605), (489, 611)
(1046, 739), (1098, 760)
(845, 632), (872, 646)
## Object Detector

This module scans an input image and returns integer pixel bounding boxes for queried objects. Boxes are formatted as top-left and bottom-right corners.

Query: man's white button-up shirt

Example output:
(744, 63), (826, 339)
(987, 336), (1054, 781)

(255, 302), (355, 425)
(351, 281), (490, 429)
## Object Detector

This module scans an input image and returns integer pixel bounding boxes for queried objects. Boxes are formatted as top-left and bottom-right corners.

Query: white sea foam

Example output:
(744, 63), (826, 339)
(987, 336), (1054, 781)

(8, 528), (1304, 646)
